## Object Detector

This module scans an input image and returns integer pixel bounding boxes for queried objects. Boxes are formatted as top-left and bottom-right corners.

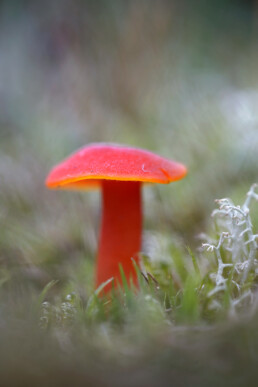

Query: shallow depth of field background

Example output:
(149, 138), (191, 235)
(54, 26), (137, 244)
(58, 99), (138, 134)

(0, 1), (258, 386)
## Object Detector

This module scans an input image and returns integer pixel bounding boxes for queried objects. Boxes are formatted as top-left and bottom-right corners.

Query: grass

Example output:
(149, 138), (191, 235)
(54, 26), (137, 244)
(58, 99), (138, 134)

(36, 184), (257, 330)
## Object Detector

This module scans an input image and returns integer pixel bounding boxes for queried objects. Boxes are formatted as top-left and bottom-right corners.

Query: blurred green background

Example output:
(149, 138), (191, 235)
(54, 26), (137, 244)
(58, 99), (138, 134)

(0, 0), (258, 386)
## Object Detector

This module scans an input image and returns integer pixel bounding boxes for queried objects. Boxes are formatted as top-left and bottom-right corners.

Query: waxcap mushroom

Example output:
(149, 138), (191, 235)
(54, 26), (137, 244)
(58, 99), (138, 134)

(46, 142), (187, 189)
(46, 143), (187, 292)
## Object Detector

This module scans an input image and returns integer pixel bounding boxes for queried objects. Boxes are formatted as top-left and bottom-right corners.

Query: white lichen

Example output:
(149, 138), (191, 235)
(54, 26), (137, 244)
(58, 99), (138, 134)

(202, 184), (258, 314)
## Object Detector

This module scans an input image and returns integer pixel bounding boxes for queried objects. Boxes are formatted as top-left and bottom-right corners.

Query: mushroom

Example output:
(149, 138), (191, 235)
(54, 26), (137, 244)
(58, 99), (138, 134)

(45, 143), (187, 292)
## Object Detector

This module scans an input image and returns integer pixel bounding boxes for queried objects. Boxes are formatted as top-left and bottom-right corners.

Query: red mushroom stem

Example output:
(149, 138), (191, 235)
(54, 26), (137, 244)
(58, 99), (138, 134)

(96, 180), (142, 292)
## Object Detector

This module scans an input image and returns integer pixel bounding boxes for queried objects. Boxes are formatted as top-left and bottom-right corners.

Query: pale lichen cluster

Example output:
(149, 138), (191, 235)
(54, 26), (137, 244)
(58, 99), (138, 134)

(39, 294), (77, 329)
(202, 184), (258, 315)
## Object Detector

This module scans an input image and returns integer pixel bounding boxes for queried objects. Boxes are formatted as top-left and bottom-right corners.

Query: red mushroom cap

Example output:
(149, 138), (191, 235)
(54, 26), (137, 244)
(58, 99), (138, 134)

(45, 143), (187, 189)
